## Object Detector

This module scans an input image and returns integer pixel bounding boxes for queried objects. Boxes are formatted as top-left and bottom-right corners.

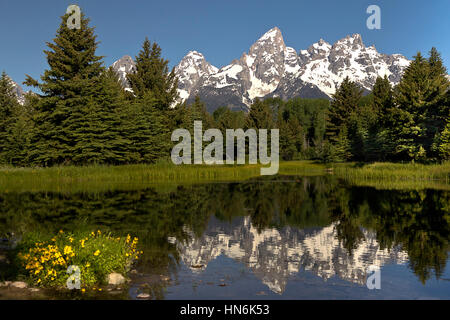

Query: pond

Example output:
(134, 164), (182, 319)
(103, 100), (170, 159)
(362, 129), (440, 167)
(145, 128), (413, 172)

(1, 175), (449, 299)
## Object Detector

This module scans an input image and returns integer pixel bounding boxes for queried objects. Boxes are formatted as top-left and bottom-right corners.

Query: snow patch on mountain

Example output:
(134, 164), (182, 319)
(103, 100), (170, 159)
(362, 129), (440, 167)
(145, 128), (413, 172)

(111, 55), (135, 89)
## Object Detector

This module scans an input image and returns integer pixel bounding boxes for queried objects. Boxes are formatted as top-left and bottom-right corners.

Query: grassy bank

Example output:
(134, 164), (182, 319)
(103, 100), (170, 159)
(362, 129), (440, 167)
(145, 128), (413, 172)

(0, 160), (449, 192)
(332, 161), (450, 182)
(0, 161), (325, 192)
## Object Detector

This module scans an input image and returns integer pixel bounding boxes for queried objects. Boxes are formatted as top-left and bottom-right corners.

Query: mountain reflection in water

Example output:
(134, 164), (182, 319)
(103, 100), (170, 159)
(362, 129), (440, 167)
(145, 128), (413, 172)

(1, 175), (449, 299)
(171, 217), (408, 294)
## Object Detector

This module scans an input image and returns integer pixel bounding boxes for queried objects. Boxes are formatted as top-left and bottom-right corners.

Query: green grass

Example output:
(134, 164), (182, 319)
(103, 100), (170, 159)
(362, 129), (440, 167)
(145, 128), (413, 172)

(0, 160), (449, 192)
(331, 161), (450, 182)
(0, 161), (325, 192)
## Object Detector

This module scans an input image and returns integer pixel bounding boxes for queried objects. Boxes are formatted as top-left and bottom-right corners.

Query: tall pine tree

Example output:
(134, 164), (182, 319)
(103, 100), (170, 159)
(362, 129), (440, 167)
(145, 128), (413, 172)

(393, 50), (449, 160)
(127, 38), (179, 110)
(0, 72), (20, 164)
(24, 9), (130, 165)
(326, 77), (362, 160)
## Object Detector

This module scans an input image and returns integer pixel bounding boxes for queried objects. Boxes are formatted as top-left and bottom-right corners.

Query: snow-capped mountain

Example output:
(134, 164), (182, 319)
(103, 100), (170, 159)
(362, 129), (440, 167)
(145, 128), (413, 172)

(170, 216), (408, 294)
(111, 55), (136, 91)
(295, 34), (410, 97)
(111, 27), (411, 112)
(5, 76), (26, 105)
(175, 51), (218, 102)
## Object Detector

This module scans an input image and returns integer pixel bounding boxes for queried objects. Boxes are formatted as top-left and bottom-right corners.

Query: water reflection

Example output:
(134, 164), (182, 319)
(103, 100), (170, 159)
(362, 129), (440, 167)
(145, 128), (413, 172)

(172, 217), (408, 294)
(0, 176), (449, 298)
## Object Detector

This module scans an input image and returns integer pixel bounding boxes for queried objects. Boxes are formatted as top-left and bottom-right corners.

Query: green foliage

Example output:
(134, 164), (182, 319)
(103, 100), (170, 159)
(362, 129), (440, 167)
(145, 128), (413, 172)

(184, 95), (215, 129)
(439, 118), (450, 160)
(126, 37), (178, 109)
(213, 106), (246, 131)
(23, 12), (126, 166)
(16, 230), (141, 289)
(0, 72), (22, 164)
(392, 50), (449, 160)
(327, 77), (363, 138)
(246, 98), (275, 129)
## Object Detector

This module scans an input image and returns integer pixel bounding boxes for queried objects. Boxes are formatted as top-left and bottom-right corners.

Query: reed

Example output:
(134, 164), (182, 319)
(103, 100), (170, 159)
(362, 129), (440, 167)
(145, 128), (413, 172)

(0, 161), (449, 193)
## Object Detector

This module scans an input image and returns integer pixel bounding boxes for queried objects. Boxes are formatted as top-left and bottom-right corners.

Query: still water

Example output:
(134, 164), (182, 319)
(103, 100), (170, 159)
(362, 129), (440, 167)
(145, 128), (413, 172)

(1, 176), (449, 299)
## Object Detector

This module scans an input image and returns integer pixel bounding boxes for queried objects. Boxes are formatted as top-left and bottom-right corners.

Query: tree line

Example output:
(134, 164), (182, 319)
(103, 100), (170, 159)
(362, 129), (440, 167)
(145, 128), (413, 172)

(0, 10), (449, 166)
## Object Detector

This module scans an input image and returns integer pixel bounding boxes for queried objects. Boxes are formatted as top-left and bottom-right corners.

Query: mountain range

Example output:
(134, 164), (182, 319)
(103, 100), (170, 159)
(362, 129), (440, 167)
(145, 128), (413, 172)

(112, 27), (411, 112)
(8, 27), (412, 112)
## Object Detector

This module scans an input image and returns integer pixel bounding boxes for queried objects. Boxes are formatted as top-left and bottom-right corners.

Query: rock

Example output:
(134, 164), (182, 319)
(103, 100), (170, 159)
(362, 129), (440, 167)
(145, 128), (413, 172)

(137, 293), (150, 299)
(11, 281), (28, 289)
(2, 281), (11, 287)
(29, 288), (40, 292)
(107, 273), (126, 286)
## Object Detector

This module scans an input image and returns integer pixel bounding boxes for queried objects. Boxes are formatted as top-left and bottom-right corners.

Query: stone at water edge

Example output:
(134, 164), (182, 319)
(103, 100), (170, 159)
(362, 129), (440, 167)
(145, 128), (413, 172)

(137, 293), (150, 299)
(107, 273), (126, 285)
(11, 281), (28, 289)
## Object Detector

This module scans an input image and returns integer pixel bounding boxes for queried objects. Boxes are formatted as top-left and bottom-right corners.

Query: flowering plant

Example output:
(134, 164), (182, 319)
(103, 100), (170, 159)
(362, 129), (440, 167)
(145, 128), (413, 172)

(17, 230), (141, 289)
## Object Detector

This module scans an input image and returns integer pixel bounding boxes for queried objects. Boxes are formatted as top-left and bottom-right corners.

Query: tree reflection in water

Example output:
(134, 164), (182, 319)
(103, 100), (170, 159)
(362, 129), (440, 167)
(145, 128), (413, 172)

(0, 176), (448, 295)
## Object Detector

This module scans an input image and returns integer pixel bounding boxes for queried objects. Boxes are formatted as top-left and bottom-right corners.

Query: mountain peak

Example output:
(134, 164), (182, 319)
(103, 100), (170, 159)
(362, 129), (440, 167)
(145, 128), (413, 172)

(185, 50), (205, 59)
(249, 26), (286, 56)
(257, 27), (283, 43)
(336, 33), (364, 47)
(351, 33), (363, 45)
(111, 55), (136, 88)
(113, 55), (134, 65)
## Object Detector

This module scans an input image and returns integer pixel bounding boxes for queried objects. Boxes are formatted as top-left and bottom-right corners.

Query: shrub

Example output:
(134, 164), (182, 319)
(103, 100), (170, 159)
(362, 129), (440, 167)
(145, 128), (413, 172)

(17, 230), (141, 289)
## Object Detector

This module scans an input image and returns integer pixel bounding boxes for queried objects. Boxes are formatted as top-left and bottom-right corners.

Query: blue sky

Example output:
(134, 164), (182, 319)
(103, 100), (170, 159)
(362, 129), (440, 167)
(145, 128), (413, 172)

(1, 0), (449, 91)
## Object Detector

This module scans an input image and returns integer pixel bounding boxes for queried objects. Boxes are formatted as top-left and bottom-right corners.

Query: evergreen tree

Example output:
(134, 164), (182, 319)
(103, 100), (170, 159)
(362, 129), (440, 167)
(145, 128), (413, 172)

(127, 38), (178, 110)
(0, 71), (20, 164)
(134, 92), (171, 162)
(185, 95), (214, 129)
(439, 117), (450, 160)
(69, 68), (134, 164)
(393, 50), (448, 160)
(246, 98), (274, 129)
(328, 77), (362, 130)
(372, 75), (394, 118)
(278, 113), (303, 160)
(427, 48), (449, 158)
(213, 106), (245, 131)
(24, 10), (128, 165)
(326, 77), (362, 160)
(124, 38), (181, 163)
(326, 77), (363, 140)
(333, 125), (352, 161)
(4, 92), (37, 166)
